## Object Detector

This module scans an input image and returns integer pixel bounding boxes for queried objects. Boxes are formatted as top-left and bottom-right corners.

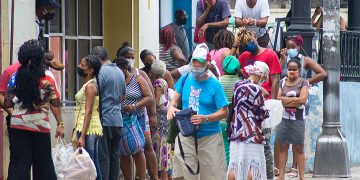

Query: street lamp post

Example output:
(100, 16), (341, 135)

(313, 0), (351, 177)
(285, 0), (315, 61)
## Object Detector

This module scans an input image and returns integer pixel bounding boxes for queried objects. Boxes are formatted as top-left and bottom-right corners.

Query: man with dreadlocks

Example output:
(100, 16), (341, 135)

(236, 28), (281, 180)
(210, 29), (235, 76)
(159, 26), (186, 71)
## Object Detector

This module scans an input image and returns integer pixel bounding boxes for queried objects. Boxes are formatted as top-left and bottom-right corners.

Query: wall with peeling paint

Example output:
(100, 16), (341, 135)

(271, 81), (360, 172)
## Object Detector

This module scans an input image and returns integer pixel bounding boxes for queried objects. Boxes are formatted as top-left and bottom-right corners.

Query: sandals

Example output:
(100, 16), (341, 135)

(274, 167), (280, 177)
(288, 168), (299, 178)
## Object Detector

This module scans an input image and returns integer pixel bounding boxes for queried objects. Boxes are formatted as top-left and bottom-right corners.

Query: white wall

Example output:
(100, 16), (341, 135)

(139, 0), (160, 65)
(160, 0), (173, 28)
(12, 0), (37, 62)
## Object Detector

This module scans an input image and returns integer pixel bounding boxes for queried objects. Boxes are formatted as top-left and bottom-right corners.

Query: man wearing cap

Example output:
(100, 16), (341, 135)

(167, 43), (229, 180)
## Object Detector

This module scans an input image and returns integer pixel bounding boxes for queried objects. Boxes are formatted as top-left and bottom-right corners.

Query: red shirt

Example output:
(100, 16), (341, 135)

(0, 62), (21, 93)
(238, 49), (281, 97)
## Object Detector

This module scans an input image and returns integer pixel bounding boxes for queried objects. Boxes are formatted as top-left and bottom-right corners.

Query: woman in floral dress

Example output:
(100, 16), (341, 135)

(150, 60), (173, 180)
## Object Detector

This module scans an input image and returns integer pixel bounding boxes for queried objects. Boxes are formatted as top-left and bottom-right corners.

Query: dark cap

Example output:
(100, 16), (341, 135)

(36, 0), (61, 8)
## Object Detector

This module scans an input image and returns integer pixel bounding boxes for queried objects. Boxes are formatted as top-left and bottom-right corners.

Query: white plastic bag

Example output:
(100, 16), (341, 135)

(262, 99), (283, 129)
(52, 137), (74, 180)
(63, 147), (97, 180)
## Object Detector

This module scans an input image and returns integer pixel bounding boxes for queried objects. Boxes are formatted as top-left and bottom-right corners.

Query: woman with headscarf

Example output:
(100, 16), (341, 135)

(4, 39), (64, 179)
(227, 61), (270, 180)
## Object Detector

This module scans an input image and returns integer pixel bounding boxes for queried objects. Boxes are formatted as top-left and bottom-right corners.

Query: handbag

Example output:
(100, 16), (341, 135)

(167, 73), (189, 143)
(175, 107), (198, 137)
(120, 113), (145, 155)
(194, 0), (206, 44)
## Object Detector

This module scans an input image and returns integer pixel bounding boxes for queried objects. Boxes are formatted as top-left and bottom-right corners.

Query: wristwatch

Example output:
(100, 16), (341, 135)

(205, 115), (209, 123)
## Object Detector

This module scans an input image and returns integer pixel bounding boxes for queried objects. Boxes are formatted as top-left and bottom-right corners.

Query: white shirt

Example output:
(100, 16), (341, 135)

(234, 0), (270, 38)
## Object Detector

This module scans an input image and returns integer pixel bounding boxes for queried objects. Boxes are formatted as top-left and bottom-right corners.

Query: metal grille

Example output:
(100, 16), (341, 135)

(318, 30), (360, 81)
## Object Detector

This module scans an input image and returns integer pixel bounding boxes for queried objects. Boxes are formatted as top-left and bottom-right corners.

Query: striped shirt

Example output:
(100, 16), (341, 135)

(159, 44), (180, 71)
(228, 79), (269, 144)
(6, 70), (60, 133)
(122, 74), (146, 117)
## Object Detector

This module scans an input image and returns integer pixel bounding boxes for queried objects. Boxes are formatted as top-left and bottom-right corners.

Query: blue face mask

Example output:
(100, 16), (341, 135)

(244, 41), (257, 53)
(287, 48), (299, 58)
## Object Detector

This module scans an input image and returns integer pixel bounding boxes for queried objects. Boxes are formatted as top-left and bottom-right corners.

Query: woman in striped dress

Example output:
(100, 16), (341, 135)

(115, 57), (152, 180)
(159, 26), (186, 71)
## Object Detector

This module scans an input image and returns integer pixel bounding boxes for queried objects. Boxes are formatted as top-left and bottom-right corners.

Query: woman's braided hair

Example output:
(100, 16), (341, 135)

(213, 29), (234, 50)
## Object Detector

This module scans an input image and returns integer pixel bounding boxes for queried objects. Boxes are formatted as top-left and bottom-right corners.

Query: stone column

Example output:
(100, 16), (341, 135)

(313, 0), (351, 177)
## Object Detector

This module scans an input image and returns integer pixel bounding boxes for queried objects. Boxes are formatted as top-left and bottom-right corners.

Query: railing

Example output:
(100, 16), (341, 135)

(318, 30), (360, 81)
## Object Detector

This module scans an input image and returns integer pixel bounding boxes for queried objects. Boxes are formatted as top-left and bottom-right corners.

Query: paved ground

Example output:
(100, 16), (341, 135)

(300, 167), (360, 180)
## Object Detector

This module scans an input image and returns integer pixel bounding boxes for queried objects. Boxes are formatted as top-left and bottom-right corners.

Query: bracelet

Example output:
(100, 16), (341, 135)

(57, 121), (64, 127)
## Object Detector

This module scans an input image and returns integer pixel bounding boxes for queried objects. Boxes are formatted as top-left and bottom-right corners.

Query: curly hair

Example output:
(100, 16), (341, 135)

(236, 28), (255, 46)
(160, 26), (176, 51)
(213, 29), (235, 50)
(15, 39), (46, 110)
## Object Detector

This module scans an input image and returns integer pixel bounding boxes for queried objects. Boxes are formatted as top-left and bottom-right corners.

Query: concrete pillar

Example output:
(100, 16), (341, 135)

(348, 0), (360, 31)
(313, 0), (351, 177)
(285, 0), (315, 61)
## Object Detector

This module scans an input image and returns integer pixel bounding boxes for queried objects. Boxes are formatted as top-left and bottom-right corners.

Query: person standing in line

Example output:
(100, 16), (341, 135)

(149, 60), (173, 180)
(115, 57), (152, 180)
(275, 59), (309, 180)
(169, 9), (190, 60)
(234, 0), (271, 48)
(90, 46), (126, 180)
(74, 55), (103, 180)
(4, 40), (64, 180)
(235, 28), (282, 179)
(196, 0), (231, 50)
(117, 44), (160, 180)
(159, 26), (187, 71)
(167, 43), (229, 180)
(140, 49), (175, 90)
(227, 61), (270, 180)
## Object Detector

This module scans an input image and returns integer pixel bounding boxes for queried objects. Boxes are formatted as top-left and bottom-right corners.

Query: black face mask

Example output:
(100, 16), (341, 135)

(77, 67), (87, 77)
(44, 12), (55, 21)
(181, 18), (187, 25)
(144, 63), (152, 69)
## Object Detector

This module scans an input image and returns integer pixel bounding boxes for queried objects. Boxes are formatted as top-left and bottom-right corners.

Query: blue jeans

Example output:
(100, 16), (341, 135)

(77, 132), (102, 180)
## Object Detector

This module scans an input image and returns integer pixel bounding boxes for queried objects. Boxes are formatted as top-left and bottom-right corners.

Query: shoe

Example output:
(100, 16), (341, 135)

(288, 168), (298, 178)
(46, 59), (65, 71)
(274, 167), (280, 177)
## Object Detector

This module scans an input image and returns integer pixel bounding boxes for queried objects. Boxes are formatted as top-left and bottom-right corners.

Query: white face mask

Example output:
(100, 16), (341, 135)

(129, 59), (135, 68)
(191, 65), (208, 78)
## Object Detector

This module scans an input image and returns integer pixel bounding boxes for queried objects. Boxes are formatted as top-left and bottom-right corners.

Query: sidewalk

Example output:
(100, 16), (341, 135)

(300, 166), (360, 180)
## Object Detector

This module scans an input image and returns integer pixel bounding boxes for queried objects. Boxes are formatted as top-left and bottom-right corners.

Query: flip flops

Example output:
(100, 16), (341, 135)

(288, 168), (299, 178)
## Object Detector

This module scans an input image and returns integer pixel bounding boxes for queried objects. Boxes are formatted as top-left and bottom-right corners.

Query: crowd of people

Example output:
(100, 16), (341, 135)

(0, 0), (331, 180)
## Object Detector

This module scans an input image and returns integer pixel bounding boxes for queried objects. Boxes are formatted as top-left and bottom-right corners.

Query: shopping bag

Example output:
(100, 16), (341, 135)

(52, 137), (74, 180)
(63, 147), (97, 180)
(119, 114), (145, 155)
(262, 99), (283, 129)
